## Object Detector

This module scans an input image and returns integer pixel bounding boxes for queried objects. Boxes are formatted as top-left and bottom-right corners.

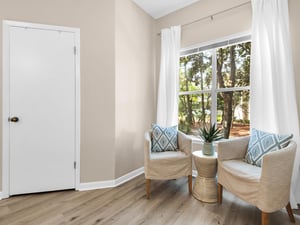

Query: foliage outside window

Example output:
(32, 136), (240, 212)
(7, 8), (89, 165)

(179, 38), (251, 138)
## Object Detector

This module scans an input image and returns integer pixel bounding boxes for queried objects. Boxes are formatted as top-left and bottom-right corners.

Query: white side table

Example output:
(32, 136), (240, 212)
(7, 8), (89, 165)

(192, 150), (218, 203)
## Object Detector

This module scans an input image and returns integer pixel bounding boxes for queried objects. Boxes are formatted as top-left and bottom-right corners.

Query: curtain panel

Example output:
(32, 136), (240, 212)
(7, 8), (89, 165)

(156, 26), (181, 127)
(250, 0), (300, 208)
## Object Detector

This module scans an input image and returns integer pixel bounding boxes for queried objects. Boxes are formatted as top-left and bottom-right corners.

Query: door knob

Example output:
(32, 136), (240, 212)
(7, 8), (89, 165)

(9, 117), (19, 122)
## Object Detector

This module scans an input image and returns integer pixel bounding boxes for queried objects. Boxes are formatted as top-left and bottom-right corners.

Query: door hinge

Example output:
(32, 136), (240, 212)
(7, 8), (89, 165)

(74, 161), (77, 169)
(73, 46), (76, 55)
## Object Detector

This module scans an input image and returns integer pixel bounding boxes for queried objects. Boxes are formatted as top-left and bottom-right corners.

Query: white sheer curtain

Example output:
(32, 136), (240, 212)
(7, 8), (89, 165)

(251, 0), (300, 208)
(156, 26), (181, 127)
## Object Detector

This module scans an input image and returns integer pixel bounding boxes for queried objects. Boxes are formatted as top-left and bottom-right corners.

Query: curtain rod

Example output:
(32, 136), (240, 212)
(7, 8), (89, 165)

(157, 1), (251, 36)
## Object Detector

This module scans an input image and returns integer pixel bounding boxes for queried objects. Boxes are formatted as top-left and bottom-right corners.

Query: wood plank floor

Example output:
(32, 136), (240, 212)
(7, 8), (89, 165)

(0, 175), (299, 225)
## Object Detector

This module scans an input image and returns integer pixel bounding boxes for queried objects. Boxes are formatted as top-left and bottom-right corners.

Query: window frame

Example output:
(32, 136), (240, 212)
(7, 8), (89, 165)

(179, 33), (251, 128)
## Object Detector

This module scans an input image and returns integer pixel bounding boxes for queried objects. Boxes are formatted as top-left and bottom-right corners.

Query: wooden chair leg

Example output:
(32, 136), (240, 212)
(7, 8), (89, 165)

(261, 211), (269, 225)
(286, 202), (295, 223)
(188, 175), (192, 194)
(146, 179), (151, 199)
(217, 183), (223, 204)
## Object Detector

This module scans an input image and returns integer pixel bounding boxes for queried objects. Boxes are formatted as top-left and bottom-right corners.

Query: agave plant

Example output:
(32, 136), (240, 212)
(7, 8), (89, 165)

(199, 123), (223, 143)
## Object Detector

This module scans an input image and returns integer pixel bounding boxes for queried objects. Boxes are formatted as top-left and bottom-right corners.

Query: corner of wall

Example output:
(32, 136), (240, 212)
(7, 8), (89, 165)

(114, 0), (156, 178)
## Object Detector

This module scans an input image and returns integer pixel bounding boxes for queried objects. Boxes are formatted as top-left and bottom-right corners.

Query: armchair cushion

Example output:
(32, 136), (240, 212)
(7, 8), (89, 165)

(244, 128), (293, 167)
(221, 160), (261, 182)
(150, 151), (187, 160)
(151, 124), (178, 152)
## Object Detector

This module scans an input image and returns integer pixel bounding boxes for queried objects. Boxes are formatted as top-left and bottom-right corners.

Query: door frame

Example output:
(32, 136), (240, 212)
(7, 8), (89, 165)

(2, 20), (81, 198)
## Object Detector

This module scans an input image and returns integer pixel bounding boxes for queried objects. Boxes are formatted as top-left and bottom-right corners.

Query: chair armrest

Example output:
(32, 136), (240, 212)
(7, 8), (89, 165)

(258, 141), (296, 211)
(261, 141), (296, 182)
(217, 136), (250, 161)
(144, 130), (152, 163)
(178, 130), (192, 156)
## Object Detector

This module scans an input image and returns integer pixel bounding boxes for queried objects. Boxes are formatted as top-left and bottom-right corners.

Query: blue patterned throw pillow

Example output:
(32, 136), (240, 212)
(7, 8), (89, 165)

(151, 124), (178, 152)
(244, 128), (293, 167)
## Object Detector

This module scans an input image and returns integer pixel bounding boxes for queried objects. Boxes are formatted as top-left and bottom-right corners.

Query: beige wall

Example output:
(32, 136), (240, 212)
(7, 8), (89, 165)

(115, 0), (155, 177)
(0, 0), (156, 191)
(289, 0), (300, 200)
(290, 0), (300, 116)
(155, 0), (252, 48)
(0, 0), (117, 187)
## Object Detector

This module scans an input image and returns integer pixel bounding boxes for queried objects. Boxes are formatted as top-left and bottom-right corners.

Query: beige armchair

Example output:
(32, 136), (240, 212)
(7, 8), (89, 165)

(217, 136), (296, 225)
(144, 130), (193, 199)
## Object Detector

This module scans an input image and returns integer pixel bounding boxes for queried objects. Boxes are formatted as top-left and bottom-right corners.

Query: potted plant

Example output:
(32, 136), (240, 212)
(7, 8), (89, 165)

(199, 123), (223, 156)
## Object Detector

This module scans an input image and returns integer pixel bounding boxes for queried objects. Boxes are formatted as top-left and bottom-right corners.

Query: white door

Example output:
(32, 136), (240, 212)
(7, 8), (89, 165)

(8, 24), (77, 195)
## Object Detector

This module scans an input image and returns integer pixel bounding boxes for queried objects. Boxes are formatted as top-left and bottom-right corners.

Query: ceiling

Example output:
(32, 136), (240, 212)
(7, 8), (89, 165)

(133, 0), (200, 19)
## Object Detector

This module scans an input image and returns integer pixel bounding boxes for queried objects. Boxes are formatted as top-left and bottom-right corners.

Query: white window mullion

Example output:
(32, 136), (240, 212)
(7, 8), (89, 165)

(217, 86), (250, 93)
(179, 89), (212, 96)
(211, 49), (217, 125)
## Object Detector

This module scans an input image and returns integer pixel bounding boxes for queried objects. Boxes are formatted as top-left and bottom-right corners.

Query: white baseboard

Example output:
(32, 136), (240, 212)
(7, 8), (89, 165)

(192, 169), (198, 177)
(78, 167), (144, 191)
(78, 180), (115, 191)
(115, 167), (144, 186)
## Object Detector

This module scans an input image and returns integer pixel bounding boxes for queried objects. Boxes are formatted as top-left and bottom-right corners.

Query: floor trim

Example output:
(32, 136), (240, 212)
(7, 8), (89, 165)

(78, 167), (144, 191)
(115, 167), (144, 187)
(192, 169), (198, 177)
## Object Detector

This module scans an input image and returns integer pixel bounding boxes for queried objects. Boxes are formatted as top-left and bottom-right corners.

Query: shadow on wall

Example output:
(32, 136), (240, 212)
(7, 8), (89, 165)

(115, 129), (145, 178)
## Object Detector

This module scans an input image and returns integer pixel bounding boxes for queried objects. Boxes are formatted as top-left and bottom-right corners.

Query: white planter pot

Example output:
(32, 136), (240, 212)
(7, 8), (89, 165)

(203, 142), (214, 156)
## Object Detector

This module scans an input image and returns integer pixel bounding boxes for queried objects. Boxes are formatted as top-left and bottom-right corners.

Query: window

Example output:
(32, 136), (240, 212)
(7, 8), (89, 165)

(178, 35), (251, 138)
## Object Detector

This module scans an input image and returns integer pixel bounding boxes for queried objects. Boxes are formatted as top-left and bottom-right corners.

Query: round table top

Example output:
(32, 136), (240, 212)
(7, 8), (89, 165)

(192, 150), (218, 159)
